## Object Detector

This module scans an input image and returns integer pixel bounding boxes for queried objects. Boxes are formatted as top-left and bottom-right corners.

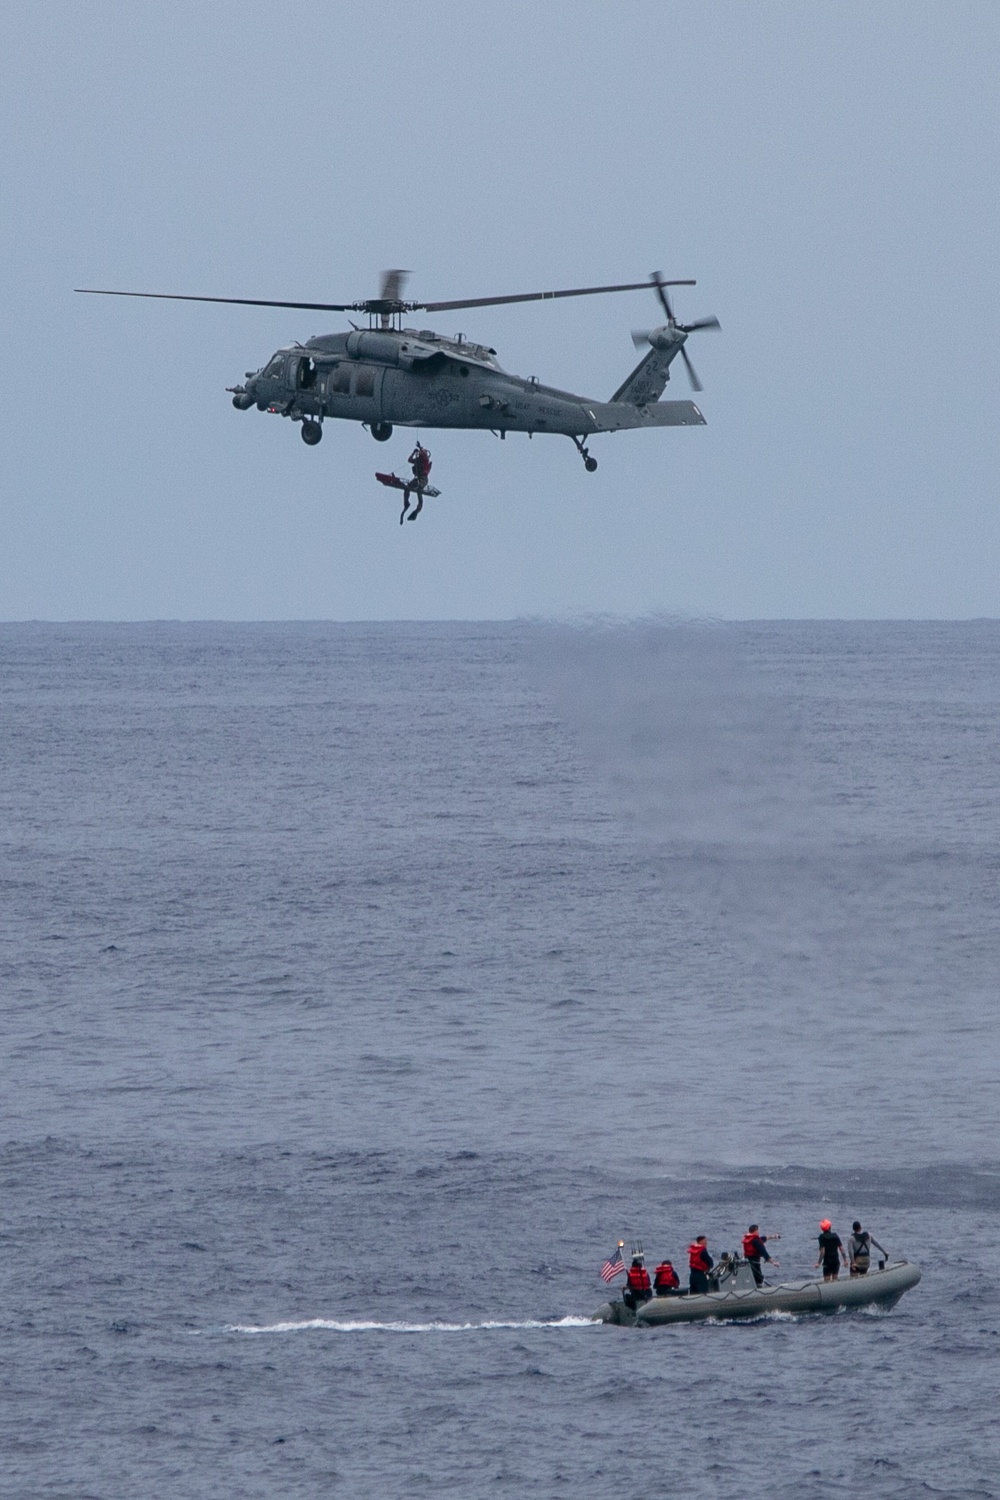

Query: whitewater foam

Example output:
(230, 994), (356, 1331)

(224, 1316), (596, 1335)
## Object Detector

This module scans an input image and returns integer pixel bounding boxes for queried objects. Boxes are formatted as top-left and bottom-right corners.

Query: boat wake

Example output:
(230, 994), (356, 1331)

(223, 1315), (596, 1336)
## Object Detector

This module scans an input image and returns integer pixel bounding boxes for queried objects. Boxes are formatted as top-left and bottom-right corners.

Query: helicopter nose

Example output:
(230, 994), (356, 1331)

(229, 378), (256, 410)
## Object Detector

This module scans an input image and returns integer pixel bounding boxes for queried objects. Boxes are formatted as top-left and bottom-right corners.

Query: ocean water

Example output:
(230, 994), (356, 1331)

(1, 619), (997, 1498)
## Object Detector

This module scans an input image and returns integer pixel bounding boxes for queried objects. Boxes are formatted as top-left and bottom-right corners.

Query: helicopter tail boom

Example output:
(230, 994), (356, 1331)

(610, 333), (692, 406)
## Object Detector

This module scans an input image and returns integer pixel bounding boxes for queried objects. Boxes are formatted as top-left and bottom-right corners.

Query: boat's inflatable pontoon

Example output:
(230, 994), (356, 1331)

(594, 1258), (921, 1326)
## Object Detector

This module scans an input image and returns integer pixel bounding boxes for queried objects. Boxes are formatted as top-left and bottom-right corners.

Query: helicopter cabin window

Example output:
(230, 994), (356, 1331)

(331, 364), (351, 394)
(295, 357), (318, 391)
(355, 366), (375, 398)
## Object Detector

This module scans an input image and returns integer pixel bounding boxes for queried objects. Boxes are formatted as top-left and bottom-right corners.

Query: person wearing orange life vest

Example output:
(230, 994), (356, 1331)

(653, 1259), (681, 1296)
(742, 1224), (780, 1287)
(688, 1236), (714, 1295)
(623, 1257), (652, 1311)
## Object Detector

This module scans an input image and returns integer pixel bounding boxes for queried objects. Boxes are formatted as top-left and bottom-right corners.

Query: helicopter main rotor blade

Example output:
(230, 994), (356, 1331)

(418, 278), (695, 314)
(76, 275), (710, 322)
(378, 269), (410, 304)
(650, 272), (676, 325)
(75, 289), (356, 312)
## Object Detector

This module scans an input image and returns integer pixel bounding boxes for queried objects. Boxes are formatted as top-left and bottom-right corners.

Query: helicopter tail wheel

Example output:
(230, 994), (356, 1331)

(371, 421), (393, 442)
(571, 435), (598, 471)
(301, 420), (323, 446)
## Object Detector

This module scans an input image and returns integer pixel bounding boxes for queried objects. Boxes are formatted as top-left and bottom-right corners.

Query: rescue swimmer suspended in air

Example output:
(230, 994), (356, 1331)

(74, 270), (720, 492)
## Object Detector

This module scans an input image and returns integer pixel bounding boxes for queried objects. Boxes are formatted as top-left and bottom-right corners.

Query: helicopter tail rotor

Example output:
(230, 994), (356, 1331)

(630, 273), (720, 392)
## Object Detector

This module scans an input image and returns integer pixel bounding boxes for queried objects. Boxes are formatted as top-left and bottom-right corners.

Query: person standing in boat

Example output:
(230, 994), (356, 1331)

(848, 1221), (887, 1276)
(623, 1257), (652, 1311)
(816, 1219), (848, 1281)
(742, 1224), (780, 1287)
(688, 1236), (714, 1295)
(653, 1258), (681, 1296)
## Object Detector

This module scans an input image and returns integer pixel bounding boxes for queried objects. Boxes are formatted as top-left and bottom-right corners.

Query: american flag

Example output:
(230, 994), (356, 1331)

(600, 1245), (626, 1283)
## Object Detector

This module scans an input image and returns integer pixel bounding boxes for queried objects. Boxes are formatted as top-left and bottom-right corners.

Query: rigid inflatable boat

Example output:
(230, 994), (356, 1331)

(594, 1257), (921, 1326)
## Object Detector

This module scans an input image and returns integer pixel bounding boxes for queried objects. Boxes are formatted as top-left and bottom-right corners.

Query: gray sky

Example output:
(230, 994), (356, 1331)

(3, 1), (998, 619)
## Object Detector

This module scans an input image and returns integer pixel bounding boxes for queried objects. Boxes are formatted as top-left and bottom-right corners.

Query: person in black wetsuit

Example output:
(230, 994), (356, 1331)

(401, 443), (432, 522)
(815, 1219), (847, 1281)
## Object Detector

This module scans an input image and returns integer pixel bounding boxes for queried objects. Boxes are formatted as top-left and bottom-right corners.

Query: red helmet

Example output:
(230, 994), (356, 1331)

(819, 1219), (832, 1231)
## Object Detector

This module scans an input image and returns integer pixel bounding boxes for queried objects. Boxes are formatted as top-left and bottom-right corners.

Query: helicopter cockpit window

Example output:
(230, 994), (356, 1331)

(265, 355), (284, 378)
(296, 357), (318, 391)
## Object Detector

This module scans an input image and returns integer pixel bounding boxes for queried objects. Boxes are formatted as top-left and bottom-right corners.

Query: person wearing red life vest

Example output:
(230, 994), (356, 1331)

(653, 1259), (681, 1296)
(741, 1224), (780, 1287)
(400, 443), (433, 523)
(688, 1236), (714, 1295)
(409, 443), (432, 486)
(623, 1257), (652, 1310)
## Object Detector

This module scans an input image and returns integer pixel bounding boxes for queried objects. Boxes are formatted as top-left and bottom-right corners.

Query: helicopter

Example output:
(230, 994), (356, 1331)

(75, 270), (719, 473)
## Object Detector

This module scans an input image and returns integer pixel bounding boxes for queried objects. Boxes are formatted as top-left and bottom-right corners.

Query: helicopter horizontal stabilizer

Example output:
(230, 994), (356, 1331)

(586, 400), (705, 431)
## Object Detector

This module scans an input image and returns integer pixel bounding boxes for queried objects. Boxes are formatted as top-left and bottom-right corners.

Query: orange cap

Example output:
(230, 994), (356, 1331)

(819, 1219), (832, 1230)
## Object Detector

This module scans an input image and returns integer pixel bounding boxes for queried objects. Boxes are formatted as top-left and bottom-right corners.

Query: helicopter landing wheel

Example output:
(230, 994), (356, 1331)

(571, 434), (598, 471)
(301, 420), (323, 446)
(371, 421), (393, 442)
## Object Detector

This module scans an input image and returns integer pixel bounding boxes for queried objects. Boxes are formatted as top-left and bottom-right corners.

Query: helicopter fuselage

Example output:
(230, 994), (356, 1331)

(230, 324), (705, 445)
(77, 270), (717, 464)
